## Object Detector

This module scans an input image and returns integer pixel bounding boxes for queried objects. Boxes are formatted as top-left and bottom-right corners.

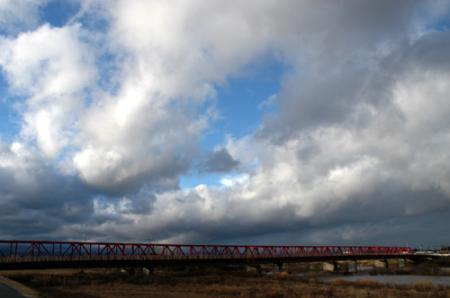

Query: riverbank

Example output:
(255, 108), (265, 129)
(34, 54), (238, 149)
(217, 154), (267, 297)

(2, 266), (450, 298)
(0, 276), (37, 298)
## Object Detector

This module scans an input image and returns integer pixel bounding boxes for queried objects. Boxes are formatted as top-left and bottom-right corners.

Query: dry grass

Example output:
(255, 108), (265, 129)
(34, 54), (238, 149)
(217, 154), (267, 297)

(2, 266), (450, 298)
(0, 264), (450, 298)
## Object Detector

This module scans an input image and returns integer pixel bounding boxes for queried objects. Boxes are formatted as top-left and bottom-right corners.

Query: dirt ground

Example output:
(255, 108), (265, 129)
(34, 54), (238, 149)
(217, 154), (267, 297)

(1, 264), (450, 298)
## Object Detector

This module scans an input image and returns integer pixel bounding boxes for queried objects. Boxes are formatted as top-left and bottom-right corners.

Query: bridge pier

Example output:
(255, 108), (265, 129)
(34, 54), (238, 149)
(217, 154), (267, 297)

(353, 260), (358, 273)
(121, 267), (136, 275)
(246, 264), (262, 274)
(322, 262), (335, 272)
(277, 262), (284, 272)
(373, 259), (388, 269)
(325, 261), (359, 273)
(268, 262), (284, 273)
(142, 267), (153, 276)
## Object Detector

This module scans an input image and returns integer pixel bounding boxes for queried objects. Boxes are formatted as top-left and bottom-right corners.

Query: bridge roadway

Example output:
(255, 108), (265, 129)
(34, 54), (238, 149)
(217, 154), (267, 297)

(0, 240), (415, 270)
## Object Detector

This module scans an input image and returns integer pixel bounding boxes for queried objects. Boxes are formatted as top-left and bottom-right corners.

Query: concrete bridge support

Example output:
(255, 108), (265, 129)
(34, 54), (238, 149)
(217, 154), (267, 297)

(268, 263), (283, 273)
(322, 262), (335, 272)
(246, 264), (262, 274)
(373, 259), (388, 269)
(324, 260), (359, 273)
(351, 260), (358, 273)
(142, 267), (153, 276)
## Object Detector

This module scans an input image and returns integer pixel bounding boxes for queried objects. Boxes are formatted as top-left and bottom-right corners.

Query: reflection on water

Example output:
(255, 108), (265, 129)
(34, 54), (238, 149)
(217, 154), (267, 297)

(322, 274), (450, 286)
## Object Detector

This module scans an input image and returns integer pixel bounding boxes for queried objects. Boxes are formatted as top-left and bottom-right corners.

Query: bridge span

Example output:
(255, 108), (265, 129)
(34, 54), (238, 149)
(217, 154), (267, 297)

(0, 240), (415, 270)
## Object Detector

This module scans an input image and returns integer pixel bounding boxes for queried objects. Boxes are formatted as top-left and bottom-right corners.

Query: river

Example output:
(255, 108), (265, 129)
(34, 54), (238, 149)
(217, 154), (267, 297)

(322, 274), (450, 286)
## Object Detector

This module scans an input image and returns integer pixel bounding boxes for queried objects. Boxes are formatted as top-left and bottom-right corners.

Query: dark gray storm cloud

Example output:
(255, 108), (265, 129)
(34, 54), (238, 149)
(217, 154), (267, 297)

(200, 148), (240, 173)
(0, 143), (96, 239)
(259, 0), (449, 141)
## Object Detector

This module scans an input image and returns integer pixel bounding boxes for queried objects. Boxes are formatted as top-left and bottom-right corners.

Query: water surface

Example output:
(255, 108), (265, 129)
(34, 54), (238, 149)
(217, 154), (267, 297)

(322, 274), (450, 286)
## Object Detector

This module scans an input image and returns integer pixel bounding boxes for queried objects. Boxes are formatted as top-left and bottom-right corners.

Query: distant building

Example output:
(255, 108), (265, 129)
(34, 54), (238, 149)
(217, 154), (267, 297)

(440, 246), (450, 253)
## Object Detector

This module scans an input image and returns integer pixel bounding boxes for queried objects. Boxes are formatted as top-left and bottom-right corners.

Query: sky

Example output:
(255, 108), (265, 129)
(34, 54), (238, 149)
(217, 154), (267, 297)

(0, 0), (450, 247)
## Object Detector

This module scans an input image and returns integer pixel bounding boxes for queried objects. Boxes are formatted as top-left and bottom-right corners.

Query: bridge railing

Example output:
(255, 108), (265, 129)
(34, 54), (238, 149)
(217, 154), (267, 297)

(0, 240), (413, 263)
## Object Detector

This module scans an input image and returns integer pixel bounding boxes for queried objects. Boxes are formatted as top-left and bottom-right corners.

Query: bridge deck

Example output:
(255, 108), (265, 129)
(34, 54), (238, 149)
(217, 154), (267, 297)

(0, 240), (414, 270)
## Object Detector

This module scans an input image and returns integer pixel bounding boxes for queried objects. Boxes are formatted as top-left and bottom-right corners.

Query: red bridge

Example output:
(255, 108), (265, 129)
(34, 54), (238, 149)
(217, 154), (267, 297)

(0, 240), (414, 270)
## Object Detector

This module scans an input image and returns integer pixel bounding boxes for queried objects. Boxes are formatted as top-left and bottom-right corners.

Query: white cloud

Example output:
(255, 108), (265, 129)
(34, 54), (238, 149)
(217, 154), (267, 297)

(70, 1), (450, 245)
(0, 0), (449, 245)
(0, 0), (47, 33)
(0, 24), (95, 157)
(69, 0), (285, 192)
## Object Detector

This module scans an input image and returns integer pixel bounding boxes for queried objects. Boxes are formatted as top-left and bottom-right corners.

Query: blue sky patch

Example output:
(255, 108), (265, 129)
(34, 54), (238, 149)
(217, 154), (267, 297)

(201, 55), (286, 151)
(40, 1), (81, 27)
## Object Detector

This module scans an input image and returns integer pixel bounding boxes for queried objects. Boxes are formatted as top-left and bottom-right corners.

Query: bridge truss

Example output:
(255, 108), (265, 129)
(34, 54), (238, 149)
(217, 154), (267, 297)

(0, 240), (412, 268)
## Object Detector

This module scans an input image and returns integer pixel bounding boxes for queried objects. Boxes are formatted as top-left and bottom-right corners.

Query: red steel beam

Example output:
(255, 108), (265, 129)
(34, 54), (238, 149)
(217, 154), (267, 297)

(0, 240), (413, 264)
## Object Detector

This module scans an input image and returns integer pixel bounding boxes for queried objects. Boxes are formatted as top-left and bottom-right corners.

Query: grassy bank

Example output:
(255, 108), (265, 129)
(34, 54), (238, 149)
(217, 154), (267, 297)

(2, 266), (450, 298)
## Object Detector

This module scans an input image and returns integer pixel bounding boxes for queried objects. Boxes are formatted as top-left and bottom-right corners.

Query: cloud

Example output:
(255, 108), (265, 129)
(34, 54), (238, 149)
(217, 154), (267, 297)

(0, 23), (96, 157)
(200, 148), (239, 173)
(0, 141), (95, 239)
(86, 0), (450, 245)
(0, 0), (449, 245)
(0, 0), (47, 34)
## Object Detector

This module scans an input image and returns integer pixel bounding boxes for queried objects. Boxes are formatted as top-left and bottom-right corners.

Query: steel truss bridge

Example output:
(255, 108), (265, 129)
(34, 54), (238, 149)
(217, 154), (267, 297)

(0, 240), (414, 270)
